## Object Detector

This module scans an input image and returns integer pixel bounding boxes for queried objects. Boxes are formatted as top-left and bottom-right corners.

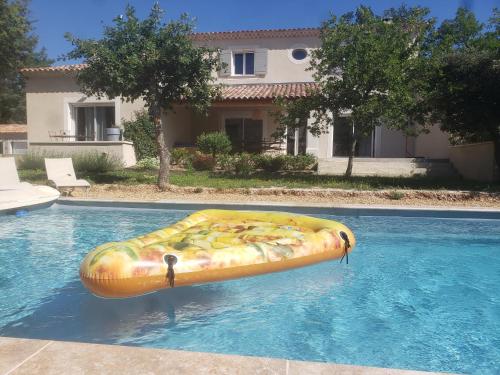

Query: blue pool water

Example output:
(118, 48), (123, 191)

(0, 205), (499, 374)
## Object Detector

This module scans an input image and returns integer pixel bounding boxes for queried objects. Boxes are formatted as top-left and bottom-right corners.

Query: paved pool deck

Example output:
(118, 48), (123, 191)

(0, 337), (452, 375)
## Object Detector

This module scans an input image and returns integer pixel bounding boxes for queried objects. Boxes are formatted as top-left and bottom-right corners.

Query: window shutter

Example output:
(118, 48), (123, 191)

(219, 50), (232, 77)
(254, 48), (268, 76)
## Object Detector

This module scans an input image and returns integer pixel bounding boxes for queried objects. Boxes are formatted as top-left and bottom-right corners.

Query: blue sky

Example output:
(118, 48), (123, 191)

(30, 0), (499, 64)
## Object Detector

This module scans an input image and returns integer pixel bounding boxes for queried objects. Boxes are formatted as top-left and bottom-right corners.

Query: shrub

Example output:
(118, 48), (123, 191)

(388, 190), (405, 200)
(17, 151), (122, 173)
(123, 110), (157, 160)
(192, 152), (216, 171)
(170, 147), (193, 166)
(216, 153), (236, 171)
(72, 152), (123, 173)
(136, 157), (159, 170)
(253, 154), (286, 172)
(284, 153), (317, 171)
(196, 132), (232, 158)
(234, 153), (255, 176)
(17, 151), (62, 170)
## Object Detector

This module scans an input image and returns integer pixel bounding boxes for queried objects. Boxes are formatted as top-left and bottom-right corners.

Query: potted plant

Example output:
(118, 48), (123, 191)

(106, 125), (121, 141)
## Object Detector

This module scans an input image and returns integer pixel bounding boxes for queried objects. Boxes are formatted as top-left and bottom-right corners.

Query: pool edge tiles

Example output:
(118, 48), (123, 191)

(56, 198), (500, 219)
(0, 337), (455, 375)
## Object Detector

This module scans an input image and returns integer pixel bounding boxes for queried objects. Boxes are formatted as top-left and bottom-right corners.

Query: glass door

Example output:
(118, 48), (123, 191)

(332, 117), (373, 157)
(75, 105), (115, 141)
(225, 118), (244, 152)
(76, 107), (95, 141)
(95, 106), (115, 141)
(243, 119), (263, 153)
(224, 118), (263, 153)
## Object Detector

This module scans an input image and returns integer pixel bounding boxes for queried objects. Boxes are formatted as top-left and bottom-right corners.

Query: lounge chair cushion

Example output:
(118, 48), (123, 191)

(0, 157), (21, 185)
(44, 158), (90, 189)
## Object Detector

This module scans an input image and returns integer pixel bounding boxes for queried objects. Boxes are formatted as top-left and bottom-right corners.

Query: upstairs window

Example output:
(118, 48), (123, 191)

(233, 52), (254, 75)
(292, 48), (308, 61)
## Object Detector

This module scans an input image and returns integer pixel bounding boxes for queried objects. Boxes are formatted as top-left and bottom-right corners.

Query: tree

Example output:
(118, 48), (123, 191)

(65, 4), (220, 189)
(196, 132), (232, 158)
(274, 6), (434, 176)
(0, 0), (52, 123)
(426, 8), (500, 174)
(122, 110), (157, 160)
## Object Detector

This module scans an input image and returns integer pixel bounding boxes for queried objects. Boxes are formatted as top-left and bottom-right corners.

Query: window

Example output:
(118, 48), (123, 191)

(292, 49), (308, 61)
(74, 105), (115, 141)
(225, 118), (263, 152)
(233, 52), (254, 75)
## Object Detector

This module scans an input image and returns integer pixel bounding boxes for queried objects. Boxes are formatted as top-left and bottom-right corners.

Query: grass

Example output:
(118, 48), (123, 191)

(19, 168), (500, 192)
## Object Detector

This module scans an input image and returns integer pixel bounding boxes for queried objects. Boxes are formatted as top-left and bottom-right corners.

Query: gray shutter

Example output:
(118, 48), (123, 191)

(254, 48), (268, 76)
(219, 50), (231, 77)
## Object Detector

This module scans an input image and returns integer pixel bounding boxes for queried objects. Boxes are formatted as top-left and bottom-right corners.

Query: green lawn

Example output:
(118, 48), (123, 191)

(18, 168), (500, 192)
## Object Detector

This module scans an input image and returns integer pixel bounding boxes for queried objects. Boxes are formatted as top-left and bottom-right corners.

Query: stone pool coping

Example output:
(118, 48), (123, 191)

(0, 337), (453, 374)
(56, 197), (500, 219)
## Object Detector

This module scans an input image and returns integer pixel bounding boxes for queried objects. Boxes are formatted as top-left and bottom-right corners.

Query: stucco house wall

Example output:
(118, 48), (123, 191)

(415, 124), (450, 159)
(196, 35), (319, 85)
(21, 28), (451, 165)
(25, 72), (144, 143)
(29, 141), (137, 167)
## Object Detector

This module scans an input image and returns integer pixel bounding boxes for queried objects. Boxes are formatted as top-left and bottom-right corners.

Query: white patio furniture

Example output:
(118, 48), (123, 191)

(0, 157), (60, 213)
(44, 158), (91, 195)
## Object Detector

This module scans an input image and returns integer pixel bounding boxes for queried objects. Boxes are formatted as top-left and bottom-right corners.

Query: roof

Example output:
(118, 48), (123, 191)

(219, 82), (318, 101)
(21, 27), (320, 74)
(0, 124), (27, 134)
(191, 27), (320, 41)
(20, 64), (87, 73)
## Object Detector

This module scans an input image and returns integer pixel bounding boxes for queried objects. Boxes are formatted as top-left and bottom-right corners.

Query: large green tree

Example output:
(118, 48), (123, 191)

(426, 8), (500, 174)
(275, 6), (434, 176)
(0, 0), (52, 123)
(65, 4), (220, 189)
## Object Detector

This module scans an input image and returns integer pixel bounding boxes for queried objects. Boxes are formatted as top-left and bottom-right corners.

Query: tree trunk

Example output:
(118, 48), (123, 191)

(344, 121), (357, 177)
(151, 106), (170, 190)
(344, 137), (357, 177)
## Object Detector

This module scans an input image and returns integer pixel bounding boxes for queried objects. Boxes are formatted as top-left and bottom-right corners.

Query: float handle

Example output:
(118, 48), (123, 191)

(164, 255), (178, 287)
(339, 231), (350, 264)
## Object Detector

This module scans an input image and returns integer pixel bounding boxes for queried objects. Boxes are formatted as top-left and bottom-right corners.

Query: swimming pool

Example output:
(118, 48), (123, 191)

(0, 204), (499, 374)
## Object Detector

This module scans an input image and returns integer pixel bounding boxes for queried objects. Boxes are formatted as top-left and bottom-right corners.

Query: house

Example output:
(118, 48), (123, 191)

(0, 124), (28, 155)
(21, 27), (453, 174)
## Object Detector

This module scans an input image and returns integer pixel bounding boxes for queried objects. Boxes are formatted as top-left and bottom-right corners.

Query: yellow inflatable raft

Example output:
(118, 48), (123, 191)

(80, 210), (355, 298)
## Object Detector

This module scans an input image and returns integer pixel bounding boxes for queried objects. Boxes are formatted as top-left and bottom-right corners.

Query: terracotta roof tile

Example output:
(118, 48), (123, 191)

(20, 64), (87, 73)
(219, 82), (318, 101)
(21, 28), (320, 73)
(0, 124), (27, 134)
(192, 27), (320, 41)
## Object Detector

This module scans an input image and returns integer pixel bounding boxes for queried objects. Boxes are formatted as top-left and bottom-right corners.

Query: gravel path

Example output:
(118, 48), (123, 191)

(72, 184), (500, 208)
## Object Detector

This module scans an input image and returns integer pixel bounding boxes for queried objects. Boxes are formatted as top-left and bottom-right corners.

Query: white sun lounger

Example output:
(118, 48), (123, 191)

(0, 156), (31, 189)
(0, 157), (60, 213)
(44, 158), (91, 194)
